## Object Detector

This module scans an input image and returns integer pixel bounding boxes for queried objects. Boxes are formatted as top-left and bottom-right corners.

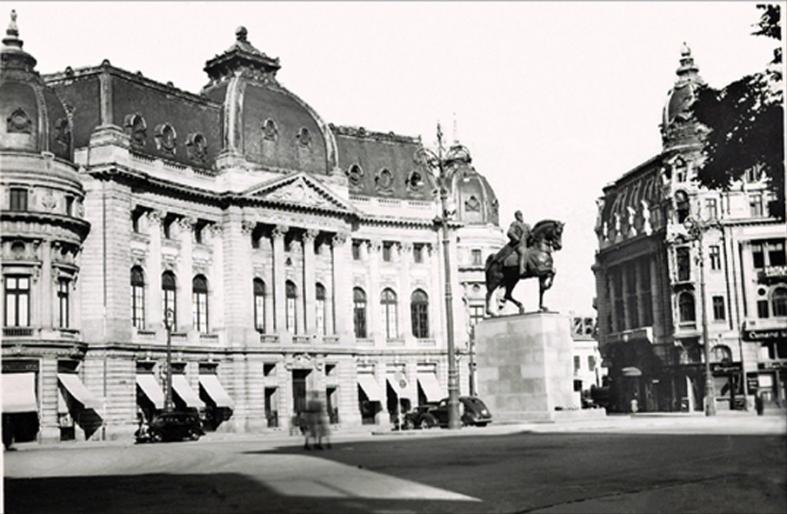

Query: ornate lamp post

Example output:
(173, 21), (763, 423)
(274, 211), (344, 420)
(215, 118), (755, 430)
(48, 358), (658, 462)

(416, 123), (461, 429)
(683, 214), (718, 416)
(164, 308), (175, 413)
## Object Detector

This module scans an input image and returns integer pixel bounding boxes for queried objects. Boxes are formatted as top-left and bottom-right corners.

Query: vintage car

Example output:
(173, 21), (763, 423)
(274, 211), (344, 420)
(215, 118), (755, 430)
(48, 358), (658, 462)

(137, 410), (204, 443)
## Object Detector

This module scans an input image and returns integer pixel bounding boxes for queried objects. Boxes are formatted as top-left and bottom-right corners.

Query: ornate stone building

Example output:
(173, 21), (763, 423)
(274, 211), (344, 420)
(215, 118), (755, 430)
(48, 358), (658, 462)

(593, 44), (786, 413)
(1, 15), (505, 442)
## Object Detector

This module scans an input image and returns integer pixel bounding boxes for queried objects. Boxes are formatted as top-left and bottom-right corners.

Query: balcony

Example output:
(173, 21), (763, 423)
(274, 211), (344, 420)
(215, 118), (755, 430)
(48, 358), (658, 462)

(259, 333), (279, 344)
(292, 335), (311, 344)
(323, 335), (340, 345)
(417, 338), (437, 347)
(199, 333), (219, 344)
(3, 327), (34, 337)
(355, 337), (374, 347)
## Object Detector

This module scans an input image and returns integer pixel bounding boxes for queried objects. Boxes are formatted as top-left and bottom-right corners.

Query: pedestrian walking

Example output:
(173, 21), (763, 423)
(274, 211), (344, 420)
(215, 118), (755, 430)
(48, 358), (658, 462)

(303, 391), (331, 450)
(755, 391), (764, 416)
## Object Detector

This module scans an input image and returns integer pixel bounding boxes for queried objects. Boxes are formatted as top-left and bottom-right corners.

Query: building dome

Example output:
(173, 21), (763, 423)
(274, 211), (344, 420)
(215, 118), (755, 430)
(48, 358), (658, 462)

(661, 43), (706, 150)
(202, 27), (337, 174)
(446, 143), (499, 226)
(0, 10), (71, 161)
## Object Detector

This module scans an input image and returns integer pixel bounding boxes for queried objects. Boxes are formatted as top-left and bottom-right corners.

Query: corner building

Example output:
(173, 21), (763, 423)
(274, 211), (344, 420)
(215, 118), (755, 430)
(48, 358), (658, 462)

(1, 18), (505, 442)
(593, 45), (786, 413)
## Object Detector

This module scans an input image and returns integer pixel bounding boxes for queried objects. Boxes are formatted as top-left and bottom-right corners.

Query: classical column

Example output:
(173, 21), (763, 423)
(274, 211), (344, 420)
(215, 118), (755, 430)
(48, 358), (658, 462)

(208, 224), (225, 334)
(176, 216), (195, 334)
(272, 225), (288, 333)
(39, 242), (52, 330)
(398, 243), (413, 344)
(368, 240), (383, 346)
(650, 257), (662, 338)
(303, 230), (318, 335)
(331, 233), (352, 338)
(146, 210), (163, 331)
(608, 273), (618, 333)
(221, 213), (254, 345)
(621, 264), (631, 331)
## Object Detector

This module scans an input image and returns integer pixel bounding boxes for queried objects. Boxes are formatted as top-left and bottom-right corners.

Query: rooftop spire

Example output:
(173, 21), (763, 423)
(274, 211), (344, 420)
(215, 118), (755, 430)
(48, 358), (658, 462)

(1, 9), (37, 71)
(676, 41), (699, 79)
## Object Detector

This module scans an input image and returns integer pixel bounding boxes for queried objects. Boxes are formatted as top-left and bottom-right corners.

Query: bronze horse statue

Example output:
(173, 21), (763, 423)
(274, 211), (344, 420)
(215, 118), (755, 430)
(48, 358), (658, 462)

(484, 219), (564, 315)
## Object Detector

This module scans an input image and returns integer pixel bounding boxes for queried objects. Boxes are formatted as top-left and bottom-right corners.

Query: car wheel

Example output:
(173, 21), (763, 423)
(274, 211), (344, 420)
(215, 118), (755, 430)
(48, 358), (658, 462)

(188, 428), (201, 441)
(404, 418), (415, 430)
(420, 415), (437, 429)
(476, 422), (489, 427)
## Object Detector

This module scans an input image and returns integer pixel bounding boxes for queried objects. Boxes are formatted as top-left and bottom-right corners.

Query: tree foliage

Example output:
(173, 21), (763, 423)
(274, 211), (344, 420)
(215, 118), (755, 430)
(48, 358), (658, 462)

(692, 4), (784, 219)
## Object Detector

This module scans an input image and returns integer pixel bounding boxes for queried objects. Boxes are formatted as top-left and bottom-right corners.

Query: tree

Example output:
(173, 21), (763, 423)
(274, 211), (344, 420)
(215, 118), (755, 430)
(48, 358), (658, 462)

(692, 4), (784, 219)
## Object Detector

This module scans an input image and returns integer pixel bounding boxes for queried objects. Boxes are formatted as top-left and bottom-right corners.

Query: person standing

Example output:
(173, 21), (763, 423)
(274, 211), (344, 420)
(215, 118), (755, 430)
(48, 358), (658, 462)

(755, 390), (764, 416)
(507, 210), (531, 276)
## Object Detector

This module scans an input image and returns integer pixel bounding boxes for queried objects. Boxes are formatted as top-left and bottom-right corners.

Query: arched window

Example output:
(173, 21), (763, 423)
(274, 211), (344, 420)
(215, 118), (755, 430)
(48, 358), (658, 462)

(711, 345), (733, 363)
(262, 119), (278, 141)
(315, 283), (327, 335)
(192, 275), (208, 334)
(772, 287), (787, 317)
(254, 278), (266, 332)
(380, 288), (398, 340)
(410, 289), (429, 339)
(353, 287), (367, 338)
(131, 266), (145, 329)
(286, 280), (297, 333)
(154, 123), (177, 154)
(347, 164), (364, 186)
(675, 190), (690, 224)
(162, 271), (177, 330)
(678, 292), (696, 324)
(673, 158), (688, 183)
(123, 113), (147, 147)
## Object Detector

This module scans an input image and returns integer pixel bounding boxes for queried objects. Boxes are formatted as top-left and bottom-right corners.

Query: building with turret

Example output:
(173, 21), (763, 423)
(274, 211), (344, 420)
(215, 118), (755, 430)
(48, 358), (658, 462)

(593, 44), (786, 413)
(1, 12), (505, 443)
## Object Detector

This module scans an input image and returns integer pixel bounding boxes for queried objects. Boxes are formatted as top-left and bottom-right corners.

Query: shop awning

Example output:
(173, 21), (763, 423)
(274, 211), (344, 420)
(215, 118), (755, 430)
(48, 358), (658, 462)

(198, 375), (234, 408)
(386, 374), (412, 400)
(58, 373), (102, 410)
(136, 374), (165, 409)
(172, 375), (205, 408)
(2, 372), (38, 413)
(417, 373), (444, 402)
(622, 367), (643, 377)
(357, 374), (384, 402)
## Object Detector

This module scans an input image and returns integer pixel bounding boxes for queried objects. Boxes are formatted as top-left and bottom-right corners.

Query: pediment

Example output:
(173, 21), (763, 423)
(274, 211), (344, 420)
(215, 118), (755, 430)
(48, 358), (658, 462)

(242, 173), (354, 215)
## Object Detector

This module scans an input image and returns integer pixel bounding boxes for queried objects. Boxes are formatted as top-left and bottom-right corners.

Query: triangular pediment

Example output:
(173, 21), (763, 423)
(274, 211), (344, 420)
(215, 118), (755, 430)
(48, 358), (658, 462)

(242, 172), (354, 215)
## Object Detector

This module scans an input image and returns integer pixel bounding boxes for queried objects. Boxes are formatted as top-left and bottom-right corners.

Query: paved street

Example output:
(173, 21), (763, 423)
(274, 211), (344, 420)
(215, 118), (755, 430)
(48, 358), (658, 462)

(4, 415), (786, 514)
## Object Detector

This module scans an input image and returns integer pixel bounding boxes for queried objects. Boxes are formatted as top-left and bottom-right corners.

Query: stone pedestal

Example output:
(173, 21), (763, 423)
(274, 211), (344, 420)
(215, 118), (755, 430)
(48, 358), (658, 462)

(475, 312), (575, 422)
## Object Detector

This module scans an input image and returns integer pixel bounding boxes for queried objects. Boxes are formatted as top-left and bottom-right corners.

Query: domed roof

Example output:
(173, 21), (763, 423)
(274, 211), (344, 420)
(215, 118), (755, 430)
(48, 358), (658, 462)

(662, 43), (705, 128)
(0, 10), (71, 161)
(202, 27), (336, 174)
(446, 142), (499, 226)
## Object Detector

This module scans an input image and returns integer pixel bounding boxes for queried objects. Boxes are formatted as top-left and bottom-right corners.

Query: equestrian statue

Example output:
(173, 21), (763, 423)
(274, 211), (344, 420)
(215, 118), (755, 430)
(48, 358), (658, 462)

(485, 211), (564, 315)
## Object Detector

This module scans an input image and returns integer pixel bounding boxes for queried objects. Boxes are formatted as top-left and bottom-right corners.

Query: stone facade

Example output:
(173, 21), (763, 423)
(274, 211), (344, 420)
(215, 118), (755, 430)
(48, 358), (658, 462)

(1, 15), (505, 443)
(593, 44), (787, 413)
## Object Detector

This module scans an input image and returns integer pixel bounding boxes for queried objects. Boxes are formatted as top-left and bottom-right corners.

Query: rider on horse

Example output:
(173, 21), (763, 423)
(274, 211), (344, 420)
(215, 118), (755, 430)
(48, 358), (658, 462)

(507, 210), (531, 276)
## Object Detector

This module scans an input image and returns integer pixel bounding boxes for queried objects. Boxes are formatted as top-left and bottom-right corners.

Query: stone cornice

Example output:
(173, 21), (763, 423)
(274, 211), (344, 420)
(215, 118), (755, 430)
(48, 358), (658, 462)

(330, 124), (422, 145)
(1, 210), (90, 239)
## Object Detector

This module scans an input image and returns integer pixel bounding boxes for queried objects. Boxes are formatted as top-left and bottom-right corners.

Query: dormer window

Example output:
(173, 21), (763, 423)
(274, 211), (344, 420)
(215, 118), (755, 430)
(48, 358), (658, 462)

(347, 164), (364, 187)
(675, 190), (690, 223)
(7, 108), (32, 134)
(375, 168), (394, 193)
(296, 127), (311, 147)
(186, 133), (207, 163)
(262, 119), (278, 141)
(465, 195), (481, 212)
(154, 123), (177, 154)
(123, 113), (147, 147)
(406, 170), (424, 192)
(673, 158), (688, 183)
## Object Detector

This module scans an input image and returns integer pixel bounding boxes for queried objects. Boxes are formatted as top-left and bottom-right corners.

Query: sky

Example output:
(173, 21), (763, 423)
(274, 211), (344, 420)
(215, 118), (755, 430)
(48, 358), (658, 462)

(11, 1), (779, 315)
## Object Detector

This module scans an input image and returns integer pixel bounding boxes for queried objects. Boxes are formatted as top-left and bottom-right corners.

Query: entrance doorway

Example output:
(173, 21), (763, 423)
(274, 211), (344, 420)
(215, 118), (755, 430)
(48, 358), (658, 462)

(264, 387), (278, 427)
(292, 370), (310, 418)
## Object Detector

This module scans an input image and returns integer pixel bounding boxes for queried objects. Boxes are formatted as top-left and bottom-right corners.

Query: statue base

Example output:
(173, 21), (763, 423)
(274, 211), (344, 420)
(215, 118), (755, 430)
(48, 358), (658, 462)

(475, 311), (577, 422)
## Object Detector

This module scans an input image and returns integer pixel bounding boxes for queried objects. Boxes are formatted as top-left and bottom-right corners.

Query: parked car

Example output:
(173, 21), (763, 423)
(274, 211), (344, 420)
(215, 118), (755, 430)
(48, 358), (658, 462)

(430, 396), (492, 427)
(137, 410), (204, 443)
(402, 403), (439, 430)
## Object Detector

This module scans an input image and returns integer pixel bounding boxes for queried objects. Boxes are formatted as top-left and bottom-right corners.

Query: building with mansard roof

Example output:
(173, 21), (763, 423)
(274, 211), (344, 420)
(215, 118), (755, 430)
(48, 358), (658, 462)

(593, 44), (786, 414)
(1, 14), (505, 443)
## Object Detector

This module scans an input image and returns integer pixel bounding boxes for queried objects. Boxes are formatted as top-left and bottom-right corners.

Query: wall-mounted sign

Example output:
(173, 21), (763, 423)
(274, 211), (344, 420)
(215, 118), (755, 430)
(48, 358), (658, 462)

(711, 362), (742, 374)
(758, 265), (787, 282)
(742, 327), (787, 341)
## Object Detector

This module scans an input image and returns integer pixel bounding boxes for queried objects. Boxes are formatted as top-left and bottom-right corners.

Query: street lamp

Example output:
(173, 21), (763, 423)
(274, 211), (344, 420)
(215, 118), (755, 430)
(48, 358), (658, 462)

(683, 214), (719, 416)
(164, 308), (175, 413)
(415, 123), (462, 429)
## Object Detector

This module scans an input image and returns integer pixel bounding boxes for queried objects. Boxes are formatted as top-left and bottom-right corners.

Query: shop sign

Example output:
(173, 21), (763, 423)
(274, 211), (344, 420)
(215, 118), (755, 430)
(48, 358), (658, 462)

(747, 375), (759, 394)
(758, 265), (787, 282)
(742, 327), (787, 341)
(711, 362), (742, 374)
(757, 360), (787, 371)
(2, 359), (39, 373)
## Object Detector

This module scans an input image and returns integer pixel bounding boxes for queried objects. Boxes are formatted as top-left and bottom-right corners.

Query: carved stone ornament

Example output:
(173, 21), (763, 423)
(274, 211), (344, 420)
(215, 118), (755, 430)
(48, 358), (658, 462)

(241, 220), (257, 235)
(347, 164), (364, 187)
(124, 113), (147, 147)
(55, 118), (71, 149)
(375, 168), (394, 193)
(177, 216), (197, 232)
(370, 240), (382, 253)
(146, 210), (163, 226)
(266, 177), (333, 209)
(303, 229), (319, 242)
(331, 233), (348, 246)
(7, 108), (32, 134)
(154, 123), (177, 154)
(406, 170), (425, 192)
(272, 224), (289, 239)
(41, 191), (56, 211)
(296, 127), (311, 147)
(465, 195), (481, 212)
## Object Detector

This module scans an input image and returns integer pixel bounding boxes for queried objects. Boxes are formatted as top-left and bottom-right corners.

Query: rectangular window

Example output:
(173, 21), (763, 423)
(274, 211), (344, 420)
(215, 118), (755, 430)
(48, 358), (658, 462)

(58, 278), (70, 329)
(749, 193), (763, 217)
(767, 241), (786, 267)
(638, 258), (653, 327)
(352, 240), (361, 260)
(676, 247), (691, 281)
(4, 275), (30, 327)
(587, 356), (596, 372)
(382, 243), (392, 262)
(471, 249), (482, 266)
(757, 300), (770, 319)
(254, 295), (265, 332)
(752, 243), (764, 269)
(712, 296), (726, 321)
(745, 166), (763, 183)
(286, 297), (296, 333)
(625, 266), (638, 329)
(573, 356), (581, 372)
(709, 246), (721, 271)
(193, 292), (208, 333)
(9, 188), (28, 211)
(413, 244), (424, 263)
(469, 305), (485, 327)
(132, 284), (145, 329)
(316, 299), (326, 335)
(65, 196), (74, 216)
(705, 198), (718, 220)
(612, 270), (624, 332)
